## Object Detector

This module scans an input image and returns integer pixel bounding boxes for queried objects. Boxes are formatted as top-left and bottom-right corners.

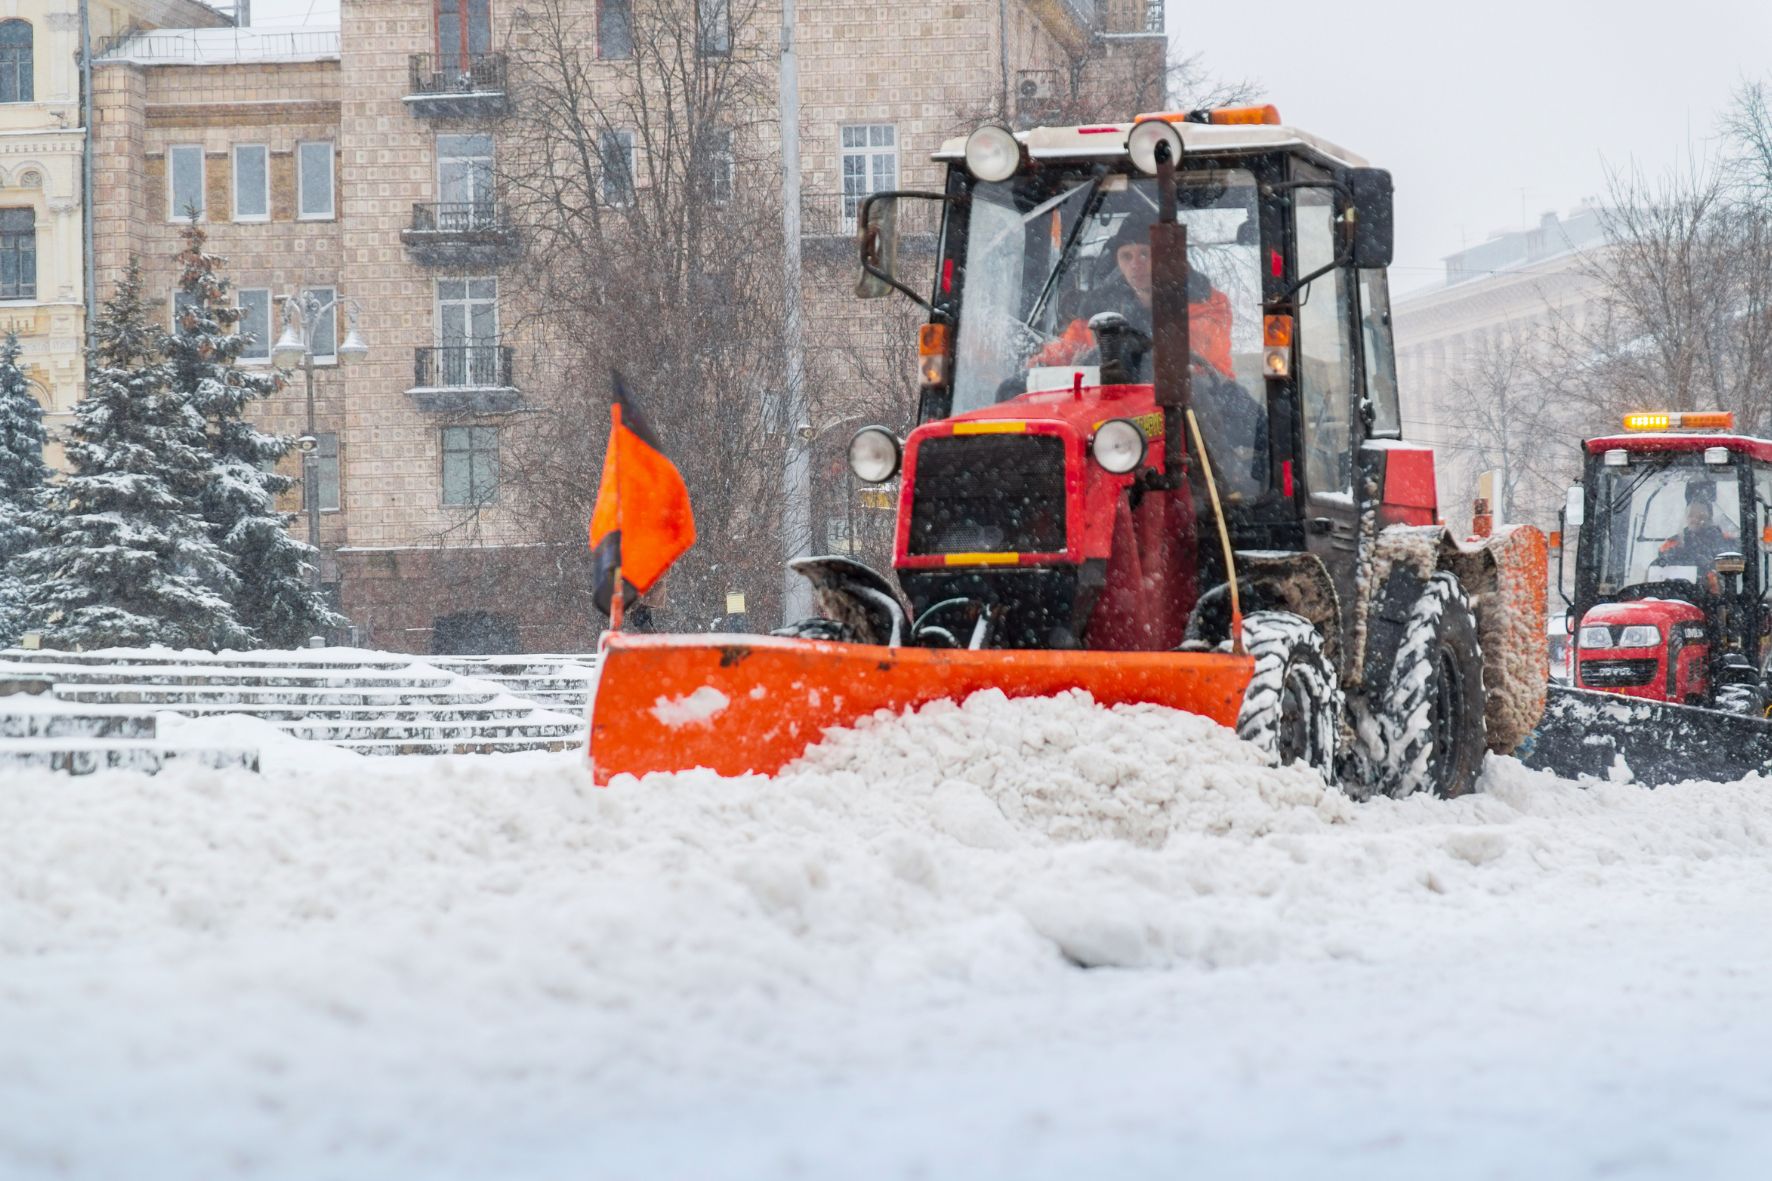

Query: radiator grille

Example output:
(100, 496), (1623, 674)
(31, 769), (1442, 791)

(1580, 658), (1660, 687)
(907, 435), (1067, 555)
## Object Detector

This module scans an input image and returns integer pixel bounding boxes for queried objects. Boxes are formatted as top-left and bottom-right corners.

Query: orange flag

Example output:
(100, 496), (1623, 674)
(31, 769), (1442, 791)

(589, 371), (696, 617)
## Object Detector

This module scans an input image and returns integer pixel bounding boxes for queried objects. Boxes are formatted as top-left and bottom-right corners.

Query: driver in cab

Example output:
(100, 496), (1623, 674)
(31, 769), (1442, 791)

(1028, 211), (1235, 380)
(1659, 494), (1735, 580)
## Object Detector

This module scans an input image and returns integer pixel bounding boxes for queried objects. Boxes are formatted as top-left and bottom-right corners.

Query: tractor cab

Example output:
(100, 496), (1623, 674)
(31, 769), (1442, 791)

(1565, 413), (1772, 714)
(851, 108), (1422, 652)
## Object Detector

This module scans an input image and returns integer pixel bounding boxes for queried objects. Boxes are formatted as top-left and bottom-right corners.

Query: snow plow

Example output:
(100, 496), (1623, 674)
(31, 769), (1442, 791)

(589, 110), (1549, 796)
(1522, 414), (1772, 784)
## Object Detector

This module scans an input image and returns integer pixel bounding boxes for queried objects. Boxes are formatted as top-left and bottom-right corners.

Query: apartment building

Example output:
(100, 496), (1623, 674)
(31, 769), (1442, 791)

(3, 0), (226, 447)
(90, 0), (1164, 653)
(1394, 208), (1608, 531)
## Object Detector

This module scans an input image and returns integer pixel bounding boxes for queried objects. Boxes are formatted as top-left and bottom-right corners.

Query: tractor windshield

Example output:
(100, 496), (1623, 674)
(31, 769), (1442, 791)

(949, 166), (1267, 494)
(1592, 457), (1742, 595)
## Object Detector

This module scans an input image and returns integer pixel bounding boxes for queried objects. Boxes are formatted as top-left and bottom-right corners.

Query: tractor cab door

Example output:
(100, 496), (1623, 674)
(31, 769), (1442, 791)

(1755, 463), (1772, 674)
(1290, 166), (1361, 612)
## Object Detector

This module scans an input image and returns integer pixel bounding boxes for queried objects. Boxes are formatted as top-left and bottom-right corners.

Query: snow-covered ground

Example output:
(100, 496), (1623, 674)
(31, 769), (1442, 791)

(3, 689), (1770, 1179)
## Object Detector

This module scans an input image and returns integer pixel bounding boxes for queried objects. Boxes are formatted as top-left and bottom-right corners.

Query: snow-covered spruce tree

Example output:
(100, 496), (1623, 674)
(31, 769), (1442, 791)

(170, 220), (337, 647)
(18, 262), (251, 650)
(0, 332), (49, 645)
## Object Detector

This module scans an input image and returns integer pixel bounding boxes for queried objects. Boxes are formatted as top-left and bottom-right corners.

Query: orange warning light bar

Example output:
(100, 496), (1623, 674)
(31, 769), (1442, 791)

(1134, 104), (1283, 127)
(1208, 105), (1282, 126)
(1622, 410), (1735, 432)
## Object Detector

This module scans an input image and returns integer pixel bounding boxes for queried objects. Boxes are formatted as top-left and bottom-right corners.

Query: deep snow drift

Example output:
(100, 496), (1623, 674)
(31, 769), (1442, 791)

(3, 690), (1771, 1179)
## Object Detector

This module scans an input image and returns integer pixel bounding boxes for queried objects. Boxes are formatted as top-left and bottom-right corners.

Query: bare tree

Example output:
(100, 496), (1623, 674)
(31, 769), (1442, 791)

(461, 0), (794, 631)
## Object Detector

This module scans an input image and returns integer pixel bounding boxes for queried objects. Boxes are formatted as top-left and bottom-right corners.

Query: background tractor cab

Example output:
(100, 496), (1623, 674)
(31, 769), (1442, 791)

(1562, 412), (1772, 715)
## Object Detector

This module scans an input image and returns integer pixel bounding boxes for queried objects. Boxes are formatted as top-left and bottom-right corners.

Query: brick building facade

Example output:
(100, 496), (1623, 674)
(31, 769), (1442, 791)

(88, 0), (1164, 653)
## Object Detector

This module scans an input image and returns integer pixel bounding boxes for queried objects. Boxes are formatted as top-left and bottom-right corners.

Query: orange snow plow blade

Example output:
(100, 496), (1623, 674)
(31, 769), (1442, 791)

(587, 633), (1255, 785)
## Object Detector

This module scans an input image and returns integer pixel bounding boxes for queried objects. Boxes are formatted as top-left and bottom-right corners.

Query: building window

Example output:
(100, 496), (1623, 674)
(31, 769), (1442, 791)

(436, 0), (490, 71)
(303, 285), (337, 359)
(168, 144), (205, 221)
(233, 145), (269, 222)
(297, 142), (335, 220)
(170, 288), (202, 331)
(697, 0), (730, 55)
(840, 124), (896, 229)
(442, 425), (499, 506)
(601, 129), (636, 207)
(598, 0), (633, 59)
(237, 288), (271, 362)
(706, 128), (734, 206)
(0, 21), (31, 105)
(0, 209), (35, 300)
(437, 276), (498, 385)
(437, 132), (494, 225)
(304, 432), (341, 512)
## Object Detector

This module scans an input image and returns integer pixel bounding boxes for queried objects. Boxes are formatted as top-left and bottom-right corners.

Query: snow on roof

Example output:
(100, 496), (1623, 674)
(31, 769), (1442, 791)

(96, 25), (340, 66)
(934, 121), (1371, 169)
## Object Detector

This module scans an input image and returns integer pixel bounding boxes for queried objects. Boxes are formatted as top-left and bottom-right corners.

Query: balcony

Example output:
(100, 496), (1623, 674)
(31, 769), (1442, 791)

(405, 53), (508, 118)
(800, 191), (943, 254)
(401, 203), (522, 267)
(409, 343), (521, 414)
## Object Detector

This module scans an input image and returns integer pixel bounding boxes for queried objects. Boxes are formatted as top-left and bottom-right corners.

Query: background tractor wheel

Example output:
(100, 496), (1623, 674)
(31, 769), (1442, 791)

(1236, 612), (1340, 782)
(771, 617), (863, 643)
(1381, 573), (1486, 798)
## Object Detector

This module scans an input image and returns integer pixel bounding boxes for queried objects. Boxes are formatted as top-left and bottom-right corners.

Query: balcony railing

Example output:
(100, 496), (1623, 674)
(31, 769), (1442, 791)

(800, 191), (944, 242)
(405, 54), (509, 116)
(410, 343), (521, 413)
(402, 202), (522, 266)
(414, 342), (514, 389)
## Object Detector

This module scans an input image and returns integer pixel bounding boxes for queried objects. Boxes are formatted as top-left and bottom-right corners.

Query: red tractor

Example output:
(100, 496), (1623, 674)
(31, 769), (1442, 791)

(589, 109), (1548, 799)
(1527, 413), (1772, 782)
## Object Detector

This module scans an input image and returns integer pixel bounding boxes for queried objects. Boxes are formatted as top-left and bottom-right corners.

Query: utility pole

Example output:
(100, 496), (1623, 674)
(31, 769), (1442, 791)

(778, 0), (811, 623)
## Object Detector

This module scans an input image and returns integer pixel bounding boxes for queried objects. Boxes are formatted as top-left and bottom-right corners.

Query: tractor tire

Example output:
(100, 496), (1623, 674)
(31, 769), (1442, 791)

(771, 617), (863, 643)
(1379, 572), (1487, 799)
(1236, 611), (1340, 782)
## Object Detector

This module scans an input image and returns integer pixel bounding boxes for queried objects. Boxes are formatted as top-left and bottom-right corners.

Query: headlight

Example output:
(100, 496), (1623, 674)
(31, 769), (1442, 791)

(1090, 419), (1146, 475)
(1616, 625), (1662, 648)
(1578, 625), (1612, 648)
(848, 427), (900, 484)
(963, 125), (1023, 183)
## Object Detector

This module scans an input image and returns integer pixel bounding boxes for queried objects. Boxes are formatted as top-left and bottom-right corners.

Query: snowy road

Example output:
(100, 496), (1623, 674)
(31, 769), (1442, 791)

(3, 691), (1771, 1179)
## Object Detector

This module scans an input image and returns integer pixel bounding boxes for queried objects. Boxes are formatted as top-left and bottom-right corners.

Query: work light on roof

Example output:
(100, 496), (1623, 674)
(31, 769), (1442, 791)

(1126, 118), (1183, 177)
(963, 125), (1023, 183)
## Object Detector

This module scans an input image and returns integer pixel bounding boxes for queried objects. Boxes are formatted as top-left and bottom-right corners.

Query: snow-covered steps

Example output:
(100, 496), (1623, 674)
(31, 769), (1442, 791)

(0, 646), (594, 765)
(0, 736), (260, 775)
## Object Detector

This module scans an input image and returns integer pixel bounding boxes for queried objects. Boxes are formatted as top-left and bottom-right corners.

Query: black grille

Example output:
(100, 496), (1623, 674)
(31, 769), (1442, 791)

(1580, 658), (1660, 687)
(908, 435), (1067, 555)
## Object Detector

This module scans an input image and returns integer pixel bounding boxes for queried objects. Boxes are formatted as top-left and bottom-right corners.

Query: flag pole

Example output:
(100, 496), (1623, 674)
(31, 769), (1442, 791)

(609, 400), (625, 631)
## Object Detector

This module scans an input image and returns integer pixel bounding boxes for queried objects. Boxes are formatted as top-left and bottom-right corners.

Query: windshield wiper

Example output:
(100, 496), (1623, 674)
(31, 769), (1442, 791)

(1023, 167), (1109, 335)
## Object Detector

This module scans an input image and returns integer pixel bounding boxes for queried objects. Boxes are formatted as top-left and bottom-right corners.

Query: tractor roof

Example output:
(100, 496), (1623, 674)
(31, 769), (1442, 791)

(1586, 434), (1772, 464)
(933, 121), (1371, 170)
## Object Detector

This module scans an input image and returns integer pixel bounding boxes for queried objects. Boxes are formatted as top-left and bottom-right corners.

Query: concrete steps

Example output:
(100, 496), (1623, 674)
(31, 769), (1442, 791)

(0, 646), (600, 773)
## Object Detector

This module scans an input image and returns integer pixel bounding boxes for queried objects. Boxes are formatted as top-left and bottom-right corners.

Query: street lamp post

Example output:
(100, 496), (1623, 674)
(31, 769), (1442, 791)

(273, 292), (369, 592)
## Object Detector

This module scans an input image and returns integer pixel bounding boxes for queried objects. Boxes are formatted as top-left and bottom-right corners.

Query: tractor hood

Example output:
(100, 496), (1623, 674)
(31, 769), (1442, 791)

(1582, 598), (1705, 631)
(894, 383), (1164, 572)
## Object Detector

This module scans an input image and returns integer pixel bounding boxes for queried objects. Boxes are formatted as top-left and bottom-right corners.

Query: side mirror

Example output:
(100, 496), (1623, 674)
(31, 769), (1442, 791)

(1347, 168), (1394, 269)
(1564, 483), (1585, 528)
(856, 196), (901, 300)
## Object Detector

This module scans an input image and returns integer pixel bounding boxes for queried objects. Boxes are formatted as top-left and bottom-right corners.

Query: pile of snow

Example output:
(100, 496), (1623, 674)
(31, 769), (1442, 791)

(3, 689), (1771, 1179)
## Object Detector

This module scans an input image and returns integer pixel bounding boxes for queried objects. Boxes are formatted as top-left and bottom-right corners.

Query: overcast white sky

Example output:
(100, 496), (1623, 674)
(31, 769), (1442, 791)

(1169, 0), (1772, 291)
(250, 0), (1771, 293)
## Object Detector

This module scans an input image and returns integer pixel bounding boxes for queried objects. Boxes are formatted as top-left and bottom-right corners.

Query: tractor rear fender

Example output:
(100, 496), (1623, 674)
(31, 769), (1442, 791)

(1359, 523), (1549, 753)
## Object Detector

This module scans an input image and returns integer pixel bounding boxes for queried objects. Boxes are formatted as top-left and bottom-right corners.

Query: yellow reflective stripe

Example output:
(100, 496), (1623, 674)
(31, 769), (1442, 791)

(942, 552), (1021, 566)
(952, 421), (1028, 435)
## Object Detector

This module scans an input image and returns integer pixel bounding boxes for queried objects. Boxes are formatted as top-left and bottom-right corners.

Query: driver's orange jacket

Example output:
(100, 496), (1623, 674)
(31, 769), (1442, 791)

(1029, 290), (1235, 377)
